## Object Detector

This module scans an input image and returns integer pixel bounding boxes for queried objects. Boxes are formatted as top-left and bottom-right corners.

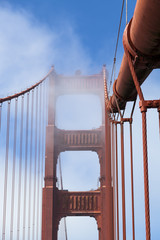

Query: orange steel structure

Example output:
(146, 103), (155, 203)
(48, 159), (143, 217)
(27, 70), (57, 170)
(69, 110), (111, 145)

(107, 1), (160, 240)
(110, 0), (160, 111)
(1, 1), (160, 240)
(42, 67), (114, 240)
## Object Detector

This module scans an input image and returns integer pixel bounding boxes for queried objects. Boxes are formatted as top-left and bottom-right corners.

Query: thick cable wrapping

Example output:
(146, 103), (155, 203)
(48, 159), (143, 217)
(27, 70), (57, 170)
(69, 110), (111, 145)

(2, 102), (11, 240)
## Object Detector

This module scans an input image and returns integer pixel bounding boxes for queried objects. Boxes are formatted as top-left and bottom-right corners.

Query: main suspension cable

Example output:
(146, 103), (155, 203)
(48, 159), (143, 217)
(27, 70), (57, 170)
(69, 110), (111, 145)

(0, 67), (54, 104)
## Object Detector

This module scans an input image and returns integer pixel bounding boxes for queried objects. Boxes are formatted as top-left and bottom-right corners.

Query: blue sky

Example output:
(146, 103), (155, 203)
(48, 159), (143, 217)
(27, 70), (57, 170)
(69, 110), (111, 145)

(0, 0), (137, 88)
(1, 0), (136, 67)
(0, 0), (160, 240)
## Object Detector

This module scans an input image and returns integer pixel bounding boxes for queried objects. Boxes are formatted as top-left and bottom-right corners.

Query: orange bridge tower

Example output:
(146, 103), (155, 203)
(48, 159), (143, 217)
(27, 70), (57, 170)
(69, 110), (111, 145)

(42, 67), (114, 240)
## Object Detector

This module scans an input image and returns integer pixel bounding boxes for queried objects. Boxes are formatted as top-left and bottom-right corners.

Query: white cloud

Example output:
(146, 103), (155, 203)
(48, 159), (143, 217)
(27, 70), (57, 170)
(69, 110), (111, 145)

(0, 5), (92, 96)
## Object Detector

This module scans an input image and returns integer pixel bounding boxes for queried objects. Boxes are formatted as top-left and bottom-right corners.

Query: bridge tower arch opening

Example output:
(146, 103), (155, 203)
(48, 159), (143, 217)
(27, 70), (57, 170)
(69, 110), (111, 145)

(56, 94), (102, 130)
(58, 216), (99, 240)
(56, 151), (100, 191)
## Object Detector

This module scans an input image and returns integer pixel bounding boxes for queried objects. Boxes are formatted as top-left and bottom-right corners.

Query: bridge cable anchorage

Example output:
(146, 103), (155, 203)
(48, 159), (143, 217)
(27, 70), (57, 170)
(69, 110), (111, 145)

(2, 101), (11, 240)
(36, 84), (42, 240)
(123, 42), (151, 240)
(32, 87), (39, 240)
(23, 93), (30, 240)
(17, 95), (24, 240)
(58, 155), (68, 240)
(108, 0), (125, 96)
(10, 98), (18, 240)
(28, 90), (34, 239)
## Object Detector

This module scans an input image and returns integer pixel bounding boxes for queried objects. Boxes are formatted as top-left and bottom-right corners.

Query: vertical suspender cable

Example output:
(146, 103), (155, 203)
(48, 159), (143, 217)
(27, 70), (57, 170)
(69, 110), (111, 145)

(2, 101), (11, 240)
(10, 98), (18, 240)
(124, 43), (150, 240)
(113, 49), (117, 240)
(126, 0), (128, 26)
(23, 93), (30, 240)
(142, 111), (150, 240)
(37, 84), (42, 240)
(28, 90), (34, 239)
(108, 0), (125, 95)
(158, 108), (160, 137)
(111, 122), (116, 240)
(115, 123), (119, 240)
(0, 103), (2, 132)
(129, 101), (136, 240)
(120, 122), (126, 240)
(32, 87), (39, 240)
(129, 120), (135, 240)
(17, 96), (24, 240)
(59, 155), (68, 240)
(40, 81), (47, 239)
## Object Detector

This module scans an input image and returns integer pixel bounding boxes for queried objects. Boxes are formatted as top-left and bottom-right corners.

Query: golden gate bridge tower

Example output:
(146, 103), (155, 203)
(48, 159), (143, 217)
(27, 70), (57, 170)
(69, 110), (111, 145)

(42, 67), (114, 240)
